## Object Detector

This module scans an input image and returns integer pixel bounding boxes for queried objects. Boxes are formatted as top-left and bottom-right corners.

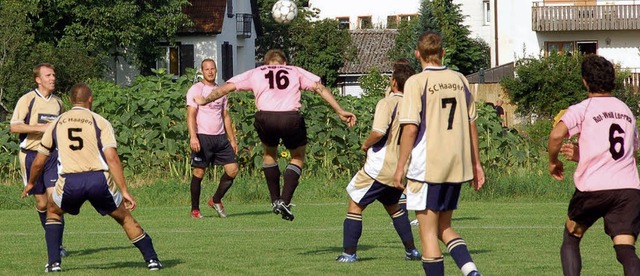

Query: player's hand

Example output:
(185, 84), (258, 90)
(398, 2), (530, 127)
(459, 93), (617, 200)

(37, 123), (50, 133)
(338, 111), (357, 128)
(471, 164), (485, 191)
(560, 142), (579, 162)
(122, 192), (137, 211)
(21, 183), (34, 198)
(193, 96), (207, 105)
(393, 169), (405, 191)
(549, 160), (564, 180)
(361, 144), (370, 153)
(230, 140), (238, 155)
(190, 136), (201, 152)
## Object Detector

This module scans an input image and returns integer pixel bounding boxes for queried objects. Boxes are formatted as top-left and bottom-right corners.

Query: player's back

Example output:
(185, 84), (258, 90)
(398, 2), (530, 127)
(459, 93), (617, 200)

(363, 93), (403, 185)
(50, 107), (116, 175)
(229, 65), (320, 112)
(401, 67), (476, 183)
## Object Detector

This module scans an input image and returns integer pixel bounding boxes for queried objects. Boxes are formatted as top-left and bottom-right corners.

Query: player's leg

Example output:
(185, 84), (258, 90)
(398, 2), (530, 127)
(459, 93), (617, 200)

(439, 210), (480, 276)
(21, 150), (49, 227)
(416, 209), (445, 275)
(262, 144), (282, 210)
(605, 189), (640, 275)
(336, 199), (366, 262)
(190, 166), (206, 218)
(209, 162), (239, 218)
(562, 218), (588, 276)
(42, 150), (66, 257)
(275, 111), (308, 220)
(109, 204), (162, 270)
(379, 186), (419, 260)
(281, 145), (304, 205)
(44, 193), (65, 272)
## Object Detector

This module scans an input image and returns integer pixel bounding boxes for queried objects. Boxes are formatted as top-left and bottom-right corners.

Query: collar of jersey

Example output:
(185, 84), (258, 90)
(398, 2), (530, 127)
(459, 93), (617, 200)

(423, 66), (447, 71)
(71, 106), (91, 111)
(34, 89), (53, 101)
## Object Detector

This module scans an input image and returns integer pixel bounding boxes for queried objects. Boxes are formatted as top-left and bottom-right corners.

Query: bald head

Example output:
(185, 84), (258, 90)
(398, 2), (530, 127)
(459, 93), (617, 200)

(70, 83), (93, 105)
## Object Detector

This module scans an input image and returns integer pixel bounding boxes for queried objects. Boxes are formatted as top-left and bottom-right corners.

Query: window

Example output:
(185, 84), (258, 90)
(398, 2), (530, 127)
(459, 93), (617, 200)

(155, 44), (194, 76)
(236, 13), (252, 38)
(399, 14), (417, 22)
(483, 0), (490, 25)
(358, 16), (372, 29)
(387, 15), (398, 29)
(337, 17), (350, 30)
(545, 41), (597, 56)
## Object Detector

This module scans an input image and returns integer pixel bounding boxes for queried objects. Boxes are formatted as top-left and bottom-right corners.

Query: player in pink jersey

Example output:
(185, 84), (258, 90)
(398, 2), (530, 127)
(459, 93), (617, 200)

(186, 59), (239, 219)
(195, 49), (356, 221)
(549, 55), (640, 276)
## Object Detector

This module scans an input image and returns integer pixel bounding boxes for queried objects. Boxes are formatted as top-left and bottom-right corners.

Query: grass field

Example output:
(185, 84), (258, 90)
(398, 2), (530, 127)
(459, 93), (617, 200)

(0, 199), (625, 275)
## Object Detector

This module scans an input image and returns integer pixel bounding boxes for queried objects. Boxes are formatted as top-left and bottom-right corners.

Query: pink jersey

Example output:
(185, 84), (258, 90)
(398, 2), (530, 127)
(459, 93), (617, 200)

(186, 82), (227, 135)
(561, 97), (640, 192)
(228, 65), (320, 111)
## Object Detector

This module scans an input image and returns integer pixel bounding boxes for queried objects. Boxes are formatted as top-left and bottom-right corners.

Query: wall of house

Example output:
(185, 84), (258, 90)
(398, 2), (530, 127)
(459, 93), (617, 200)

(338, 75), (366, 97)
(469, 83), (521, 126)
(218, 1), (257, 81)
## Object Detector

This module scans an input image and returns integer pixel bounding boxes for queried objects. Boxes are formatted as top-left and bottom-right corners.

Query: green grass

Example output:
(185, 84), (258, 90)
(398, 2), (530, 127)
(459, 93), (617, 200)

(0, 200), (625, 275)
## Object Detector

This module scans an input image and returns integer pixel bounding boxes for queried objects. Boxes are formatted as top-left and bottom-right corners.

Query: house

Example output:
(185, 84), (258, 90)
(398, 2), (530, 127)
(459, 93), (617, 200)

(107, 0), (262, 85)
(337, 29), (398, 97)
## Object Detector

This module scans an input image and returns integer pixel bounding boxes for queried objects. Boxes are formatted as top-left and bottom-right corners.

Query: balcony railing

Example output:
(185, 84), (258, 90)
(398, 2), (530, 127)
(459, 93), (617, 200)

(532, 4), (640, 31)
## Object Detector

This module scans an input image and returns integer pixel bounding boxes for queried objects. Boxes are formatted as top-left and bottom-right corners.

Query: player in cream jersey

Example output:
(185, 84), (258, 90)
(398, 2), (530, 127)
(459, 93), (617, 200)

(22, 83), (162, 272)
(337, 65), (420, 263)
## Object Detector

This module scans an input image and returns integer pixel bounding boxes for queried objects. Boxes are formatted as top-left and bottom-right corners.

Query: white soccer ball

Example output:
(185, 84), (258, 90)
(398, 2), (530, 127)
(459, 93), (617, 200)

(272, 0), (298, 24)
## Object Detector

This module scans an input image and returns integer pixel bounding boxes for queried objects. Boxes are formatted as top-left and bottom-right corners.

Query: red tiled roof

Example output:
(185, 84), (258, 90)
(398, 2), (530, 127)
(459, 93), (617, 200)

(181, 0), (226, 34)
(338, 29), (398, 75)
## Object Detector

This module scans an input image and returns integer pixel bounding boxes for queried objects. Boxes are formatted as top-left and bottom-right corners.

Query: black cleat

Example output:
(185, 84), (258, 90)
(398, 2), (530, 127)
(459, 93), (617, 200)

(276, 200), (295, 221)
(44, 262), (61, 272)
(147, 259), (163, 271)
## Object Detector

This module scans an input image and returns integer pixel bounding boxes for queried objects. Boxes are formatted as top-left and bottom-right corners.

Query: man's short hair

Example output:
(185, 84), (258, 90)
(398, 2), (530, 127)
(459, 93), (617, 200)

(581, 55), (615, 93)
(264, 49), (287, 64)
(33, 63), (55, 79)
(392, 64), (416, 92)
(70, 83), (93, 104)
(393, 58), (411, 71)
(201, 58), (216, 69)
(416, 31), (443, 64)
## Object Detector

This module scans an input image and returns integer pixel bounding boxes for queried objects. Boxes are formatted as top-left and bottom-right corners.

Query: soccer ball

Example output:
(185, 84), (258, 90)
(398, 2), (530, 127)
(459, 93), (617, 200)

(272, 0), (298, 24)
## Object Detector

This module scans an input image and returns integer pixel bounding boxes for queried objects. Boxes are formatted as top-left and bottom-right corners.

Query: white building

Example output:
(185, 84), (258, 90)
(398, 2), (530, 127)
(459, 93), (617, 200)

(108, 0), (261, 85)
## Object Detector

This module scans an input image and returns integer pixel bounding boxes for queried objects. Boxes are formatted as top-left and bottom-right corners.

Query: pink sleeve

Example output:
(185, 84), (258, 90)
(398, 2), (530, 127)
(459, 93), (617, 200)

(295, 67), (321, 90)
(561, 105), (582, 139)
(186, 84), (200, 108)
(227, 69), (255, 91)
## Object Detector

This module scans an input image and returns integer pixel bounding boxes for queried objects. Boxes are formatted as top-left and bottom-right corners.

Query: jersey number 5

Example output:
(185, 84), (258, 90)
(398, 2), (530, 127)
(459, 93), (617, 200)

(68, 128), (84, 151)
(609, 123), (625, 160)
(265, 70), (290, 89)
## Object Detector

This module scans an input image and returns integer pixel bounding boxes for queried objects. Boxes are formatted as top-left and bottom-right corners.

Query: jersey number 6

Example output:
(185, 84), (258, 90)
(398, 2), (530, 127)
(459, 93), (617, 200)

(265, 70), (290, 90)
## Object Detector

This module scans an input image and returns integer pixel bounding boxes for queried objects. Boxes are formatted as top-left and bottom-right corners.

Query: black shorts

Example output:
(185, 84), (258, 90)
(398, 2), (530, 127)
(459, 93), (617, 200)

(567, 189), (640, 238)
(254, 111), (307, 149)
(357, 180), (403, 207)
(54, 171), (121, 216)
(191, 134), (237, 168)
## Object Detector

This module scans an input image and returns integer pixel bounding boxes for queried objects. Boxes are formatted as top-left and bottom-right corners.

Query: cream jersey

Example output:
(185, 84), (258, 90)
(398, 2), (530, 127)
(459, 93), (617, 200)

(360, 93), (404, 186)
(398, 66), (477, 184)
(561, 96), (640, 192)
(10, 90), (63, 150)
(228, 65), (320, 112)
(38, 107), (117, 175)
(186, 82), (228, 135)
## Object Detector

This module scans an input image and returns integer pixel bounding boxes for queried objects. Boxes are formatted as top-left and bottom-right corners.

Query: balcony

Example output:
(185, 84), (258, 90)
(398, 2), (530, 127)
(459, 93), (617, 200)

(532, 3), (640, 31)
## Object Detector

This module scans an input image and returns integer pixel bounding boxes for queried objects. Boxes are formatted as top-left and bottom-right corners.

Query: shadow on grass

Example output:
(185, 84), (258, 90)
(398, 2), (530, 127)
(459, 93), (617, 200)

(64, 259), (183, 271)
(453, 216), (482, 221)
(229, 210), (274, 217)
(69, 246), (130, 256)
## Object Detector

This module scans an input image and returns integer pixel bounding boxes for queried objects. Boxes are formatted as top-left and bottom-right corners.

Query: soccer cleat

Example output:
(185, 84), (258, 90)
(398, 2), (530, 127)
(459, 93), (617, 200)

(467, 271), (482, 276)
(336, 253), (358, 263)
(271, 201), (280, 214)
(275, 200), (294, 221)
(59, 246), (67, 257)
(44, 262), (61, 272)
(147, 259), (163, 271)
(191, 209), (204, 219)
(405, 248), (422, 260)
(410, 219), (419, 226)
(208, 198), (228, 218)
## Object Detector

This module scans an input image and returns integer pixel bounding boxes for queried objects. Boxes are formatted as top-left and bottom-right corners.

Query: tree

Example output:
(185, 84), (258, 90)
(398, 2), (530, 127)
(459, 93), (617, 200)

(389, 0), (490, 75)
(256, 0), (354, 85)
(30, 0), (191, 68)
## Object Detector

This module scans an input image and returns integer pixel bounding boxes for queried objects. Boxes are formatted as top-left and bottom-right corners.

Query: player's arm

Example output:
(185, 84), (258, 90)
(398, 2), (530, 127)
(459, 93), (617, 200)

(104, 147), (136, 211)
(21, 152), (48, 198)
(469, 121), (485, 191)
(548, 121), (569, 180)
(311, 82), (356, 127)
(10, 122), (49, 134)
(187, 106), (200, 152)
(194, 83), (237, 105)
(394, 123), (417, 190)
(223, 109), (238, 154)
(361, 131), (385, 153)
